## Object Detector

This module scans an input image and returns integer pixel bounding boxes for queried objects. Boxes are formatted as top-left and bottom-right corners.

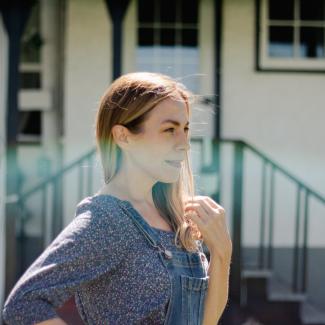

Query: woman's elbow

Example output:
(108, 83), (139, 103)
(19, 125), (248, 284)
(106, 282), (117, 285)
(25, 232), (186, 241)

(35, 318), (68, 325)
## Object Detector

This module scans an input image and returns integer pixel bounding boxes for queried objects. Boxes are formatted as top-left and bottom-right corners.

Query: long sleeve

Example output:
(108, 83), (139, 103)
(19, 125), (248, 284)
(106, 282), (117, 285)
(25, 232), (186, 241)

(2, 201), (128, 324)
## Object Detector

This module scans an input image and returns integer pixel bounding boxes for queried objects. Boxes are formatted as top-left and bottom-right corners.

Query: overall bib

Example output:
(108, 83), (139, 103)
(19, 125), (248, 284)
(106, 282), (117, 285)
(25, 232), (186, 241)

(118, 201), (210, 325)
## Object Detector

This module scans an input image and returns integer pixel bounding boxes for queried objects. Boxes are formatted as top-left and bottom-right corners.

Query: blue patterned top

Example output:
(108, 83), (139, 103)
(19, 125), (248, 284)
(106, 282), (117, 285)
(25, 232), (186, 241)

(2, 194), (206, 324)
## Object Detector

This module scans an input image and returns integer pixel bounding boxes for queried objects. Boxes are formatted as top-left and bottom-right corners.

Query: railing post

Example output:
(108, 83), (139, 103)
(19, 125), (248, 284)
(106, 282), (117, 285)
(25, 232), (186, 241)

(259, 161), (267, 269)
(302, 189), (309, 293)
(293, 185), (302, 292)
(230, 141), (244, 300)
(212, 138), (221, 203)
(52, 176), (63, 239)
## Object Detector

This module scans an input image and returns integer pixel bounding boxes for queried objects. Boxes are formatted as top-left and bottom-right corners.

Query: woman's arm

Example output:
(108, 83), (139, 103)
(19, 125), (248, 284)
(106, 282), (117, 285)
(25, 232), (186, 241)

(36, 318), (67, 325)
(2, 202), (130, 324)
(202, 254), (231, 325)
(185, 196), (232, 325)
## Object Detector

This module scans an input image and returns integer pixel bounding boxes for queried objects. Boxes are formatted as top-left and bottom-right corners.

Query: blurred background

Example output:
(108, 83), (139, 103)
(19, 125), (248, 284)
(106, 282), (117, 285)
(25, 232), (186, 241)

(1, 0), (325, 324)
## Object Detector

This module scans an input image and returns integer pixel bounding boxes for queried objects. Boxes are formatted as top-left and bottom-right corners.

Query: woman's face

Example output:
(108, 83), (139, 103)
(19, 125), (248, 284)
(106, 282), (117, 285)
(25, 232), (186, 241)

(123, 94), (190, 183)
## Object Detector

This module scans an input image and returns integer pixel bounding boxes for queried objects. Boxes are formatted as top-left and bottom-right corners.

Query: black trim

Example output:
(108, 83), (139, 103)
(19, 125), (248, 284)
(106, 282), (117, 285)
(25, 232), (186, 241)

(105, 0), (131, 80)
(1, 0), (35, 298)
(255, 0), (325, 74)
(255, 0), (260, 71)
(214, 0), (222, 139)
(213, 1), (222, 204)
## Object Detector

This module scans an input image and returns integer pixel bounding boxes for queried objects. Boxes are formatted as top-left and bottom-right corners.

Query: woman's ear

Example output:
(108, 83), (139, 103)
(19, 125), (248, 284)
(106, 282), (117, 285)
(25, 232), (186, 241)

(111, 124), (129, 149)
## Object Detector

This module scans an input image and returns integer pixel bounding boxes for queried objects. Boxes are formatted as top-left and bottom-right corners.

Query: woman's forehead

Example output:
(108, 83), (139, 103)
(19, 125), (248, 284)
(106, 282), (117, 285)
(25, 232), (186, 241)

(147, 97), (188, 123)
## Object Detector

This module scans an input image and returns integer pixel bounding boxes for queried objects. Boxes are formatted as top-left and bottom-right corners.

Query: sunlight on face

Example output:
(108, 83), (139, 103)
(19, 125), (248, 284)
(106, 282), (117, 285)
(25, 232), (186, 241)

(127, 95), (190, 183)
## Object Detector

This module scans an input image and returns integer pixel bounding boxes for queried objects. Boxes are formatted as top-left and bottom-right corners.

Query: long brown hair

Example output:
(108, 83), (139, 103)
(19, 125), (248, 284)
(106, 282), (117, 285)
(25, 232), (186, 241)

(95, 72), (201, 252)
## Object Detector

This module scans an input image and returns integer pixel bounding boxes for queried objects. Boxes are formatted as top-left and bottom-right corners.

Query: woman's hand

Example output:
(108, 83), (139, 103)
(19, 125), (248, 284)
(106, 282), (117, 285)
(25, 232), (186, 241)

(185, 195), (232, 264)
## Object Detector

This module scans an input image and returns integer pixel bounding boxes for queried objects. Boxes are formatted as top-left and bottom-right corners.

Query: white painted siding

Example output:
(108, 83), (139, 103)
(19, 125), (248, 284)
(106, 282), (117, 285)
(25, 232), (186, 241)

(222, 0), (325, 247)
(0, 14), (8, 309)
(63, 0), (112, 225)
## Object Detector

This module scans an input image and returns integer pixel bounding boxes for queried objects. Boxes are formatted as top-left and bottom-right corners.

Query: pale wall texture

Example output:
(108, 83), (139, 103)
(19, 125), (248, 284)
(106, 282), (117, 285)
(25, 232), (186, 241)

(222, 0), (325, 195)
(0, 14), (7, 309)
(63, 0), (112, 224)
(221, 0), (325, 247)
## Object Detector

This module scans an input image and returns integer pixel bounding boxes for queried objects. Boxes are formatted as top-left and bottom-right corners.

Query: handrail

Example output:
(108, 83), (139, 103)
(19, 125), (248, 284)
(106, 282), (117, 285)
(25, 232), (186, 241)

(15, 148), (96, 203)
(216, 138), (325, 204)
(13, 137), (325, 207)
(7, 136), (325, 304)
(243, 141), (325, 204)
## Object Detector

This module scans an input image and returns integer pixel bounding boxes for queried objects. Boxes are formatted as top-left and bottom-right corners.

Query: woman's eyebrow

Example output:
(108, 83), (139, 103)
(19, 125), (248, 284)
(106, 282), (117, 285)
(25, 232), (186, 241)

(160, 119), (190, 126)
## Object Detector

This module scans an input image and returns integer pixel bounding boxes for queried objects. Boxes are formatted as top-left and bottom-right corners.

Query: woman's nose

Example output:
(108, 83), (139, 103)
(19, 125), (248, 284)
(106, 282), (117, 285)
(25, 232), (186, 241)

(176, 135), (190, 151)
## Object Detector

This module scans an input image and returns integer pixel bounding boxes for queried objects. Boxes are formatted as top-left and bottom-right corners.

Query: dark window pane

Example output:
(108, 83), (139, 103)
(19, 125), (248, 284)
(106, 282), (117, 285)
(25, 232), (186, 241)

(21, 32), (42, 63)
(160, 0), (176, 23)
(182, 29), (198, 46)
(18, 111), (41, 136)
(19, 72), (41, 89)
(269, 0), (294, 20)
(300, 0), (325, 21)
(300, 27), (324, 57)
(138, 28), (154, 46)
(160, 28), (175, 45)
(182, 0), (198, 24)
(269, 26), (294, 57)
(138, 0), (155, 23)
(21, 1), (42, 63)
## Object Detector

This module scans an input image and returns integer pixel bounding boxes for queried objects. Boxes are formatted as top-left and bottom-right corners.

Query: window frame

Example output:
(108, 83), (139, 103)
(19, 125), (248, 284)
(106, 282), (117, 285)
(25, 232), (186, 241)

(135, 0), (200, 91)
(18, 0), (52, 143)
(256, 0), (325, 72)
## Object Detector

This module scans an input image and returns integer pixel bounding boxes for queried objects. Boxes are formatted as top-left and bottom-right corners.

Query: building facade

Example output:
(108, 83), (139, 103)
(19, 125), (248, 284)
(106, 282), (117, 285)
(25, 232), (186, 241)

(1, 0), (325, 317)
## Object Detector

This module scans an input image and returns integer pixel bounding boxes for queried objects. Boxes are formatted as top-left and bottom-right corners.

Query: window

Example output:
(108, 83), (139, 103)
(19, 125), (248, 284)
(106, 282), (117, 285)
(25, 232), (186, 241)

(136, 0), (200, 92)
(258, 0), (325, 71)
(20, 1), (43, 90)
(19, 1), (44, 142)
(17, 111), (42, 142)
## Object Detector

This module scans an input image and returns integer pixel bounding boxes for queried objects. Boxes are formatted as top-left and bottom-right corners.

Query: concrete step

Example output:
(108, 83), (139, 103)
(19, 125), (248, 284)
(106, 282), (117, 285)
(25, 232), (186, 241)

(241, 270), (303, 324)
(301, 301), (325, 325)
(242, 270), (325, 325)
(241, 269), (273, 303)
(268, 276), (306, 302)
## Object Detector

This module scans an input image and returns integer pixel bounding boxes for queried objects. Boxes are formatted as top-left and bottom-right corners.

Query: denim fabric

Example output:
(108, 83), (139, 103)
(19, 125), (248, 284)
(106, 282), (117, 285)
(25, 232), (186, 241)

(118, 198), (210, 325)
(2, 194), (209, 324)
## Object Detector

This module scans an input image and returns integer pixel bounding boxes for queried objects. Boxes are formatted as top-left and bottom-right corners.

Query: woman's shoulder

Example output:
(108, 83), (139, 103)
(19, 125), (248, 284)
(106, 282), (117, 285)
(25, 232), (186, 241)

(73, 194), (133, 231)
(47, 194), (136, 254)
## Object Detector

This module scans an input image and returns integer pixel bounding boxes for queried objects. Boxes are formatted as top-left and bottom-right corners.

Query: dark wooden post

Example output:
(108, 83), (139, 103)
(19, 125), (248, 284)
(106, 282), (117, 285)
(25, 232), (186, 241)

(230, 141), (244, 300)
(1, 0), (34, 297)
(214, 0), (222, 140)
(104, 0), (131, 80)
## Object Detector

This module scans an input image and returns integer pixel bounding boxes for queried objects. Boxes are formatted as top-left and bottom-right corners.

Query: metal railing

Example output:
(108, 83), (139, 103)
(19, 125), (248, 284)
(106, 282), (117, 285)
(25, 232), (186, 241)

(7, 138), (325, 305)
(229, 140), (325, 301)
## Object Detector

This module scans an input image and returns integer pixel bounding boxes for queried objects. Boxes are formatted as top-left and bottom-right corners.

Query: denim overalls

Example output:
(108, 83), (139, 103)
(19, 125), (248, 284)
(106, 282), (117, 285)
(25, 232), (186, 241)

(118, 200), (210, 325)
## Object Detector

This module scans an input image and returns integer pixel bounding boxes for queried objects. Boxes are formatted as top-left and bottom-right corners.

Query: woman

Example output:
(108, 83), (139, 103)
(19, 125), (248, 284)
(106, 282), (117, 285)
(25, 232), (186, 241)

(2, 72), (232, 324)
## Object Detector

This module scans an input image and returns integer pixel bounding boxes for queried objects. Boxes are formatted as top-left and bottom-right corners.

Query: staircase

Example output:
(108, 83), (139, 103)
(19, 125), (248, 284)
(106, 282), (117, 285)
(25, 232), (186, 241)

(240, 269), (325, 325)
(4, 138), (325, 325)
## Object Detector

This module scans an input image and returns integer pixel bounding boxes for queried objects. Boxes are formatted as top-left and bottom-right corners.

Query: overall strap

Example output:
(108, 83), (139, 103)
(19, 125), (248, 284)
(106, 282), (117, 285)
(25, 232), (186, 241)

(116, 199), (174, 260)
(117, 200), (162, 247)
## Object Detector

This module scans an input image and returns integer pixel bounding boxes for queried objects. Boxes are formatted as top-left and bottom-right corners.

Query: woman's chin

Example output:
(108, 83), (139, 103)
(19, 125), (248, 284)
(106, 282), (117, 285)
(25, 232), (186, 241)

(159, 173), (181, 184)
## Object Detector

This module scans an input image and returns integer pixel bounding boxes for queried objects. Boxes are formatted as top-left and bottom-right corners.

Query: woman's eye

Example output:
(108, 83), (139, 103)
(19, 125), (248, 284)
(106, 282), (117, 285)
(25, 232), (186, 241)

(165, 127), (189, 133)
(165, 128), (175, 132)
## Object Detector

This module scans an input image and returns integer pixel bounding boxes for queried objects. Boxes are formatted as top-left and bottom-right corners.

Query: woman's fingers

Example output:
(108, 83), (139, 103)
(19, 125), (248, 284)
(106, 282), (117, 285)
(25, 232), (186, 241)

(186, 195), (221, 208)
(185, 209), (204, 227)
(185, 196), (228, 235)
(185, 196), (223, 221)
(185, 203), (209, 222)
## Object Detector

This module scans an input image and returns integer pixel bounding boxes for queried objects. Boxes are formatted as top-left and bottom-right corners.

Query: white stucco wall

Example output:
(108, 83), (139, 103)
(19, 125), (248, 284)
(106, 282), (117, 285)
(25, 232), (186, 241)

(63, 0), (112, 225)
(0, 13), (8, 309)
(222, 0), (325, 247)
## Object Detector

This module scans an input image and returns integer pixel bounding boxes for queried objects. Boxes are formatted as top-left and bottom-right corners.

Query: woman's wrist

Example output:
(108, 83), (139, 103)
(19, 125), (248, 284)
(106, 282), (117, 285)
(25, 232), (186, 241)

(209, 247), (232, 266)
(36, 318), (68, 325)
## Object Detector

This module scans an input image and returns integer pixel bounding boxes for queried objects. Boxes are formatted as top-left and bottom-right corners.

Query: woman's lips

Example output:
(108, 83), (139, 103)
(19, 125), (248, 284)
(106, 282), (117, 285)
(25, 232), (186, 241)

(165, 160), (183, 168)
